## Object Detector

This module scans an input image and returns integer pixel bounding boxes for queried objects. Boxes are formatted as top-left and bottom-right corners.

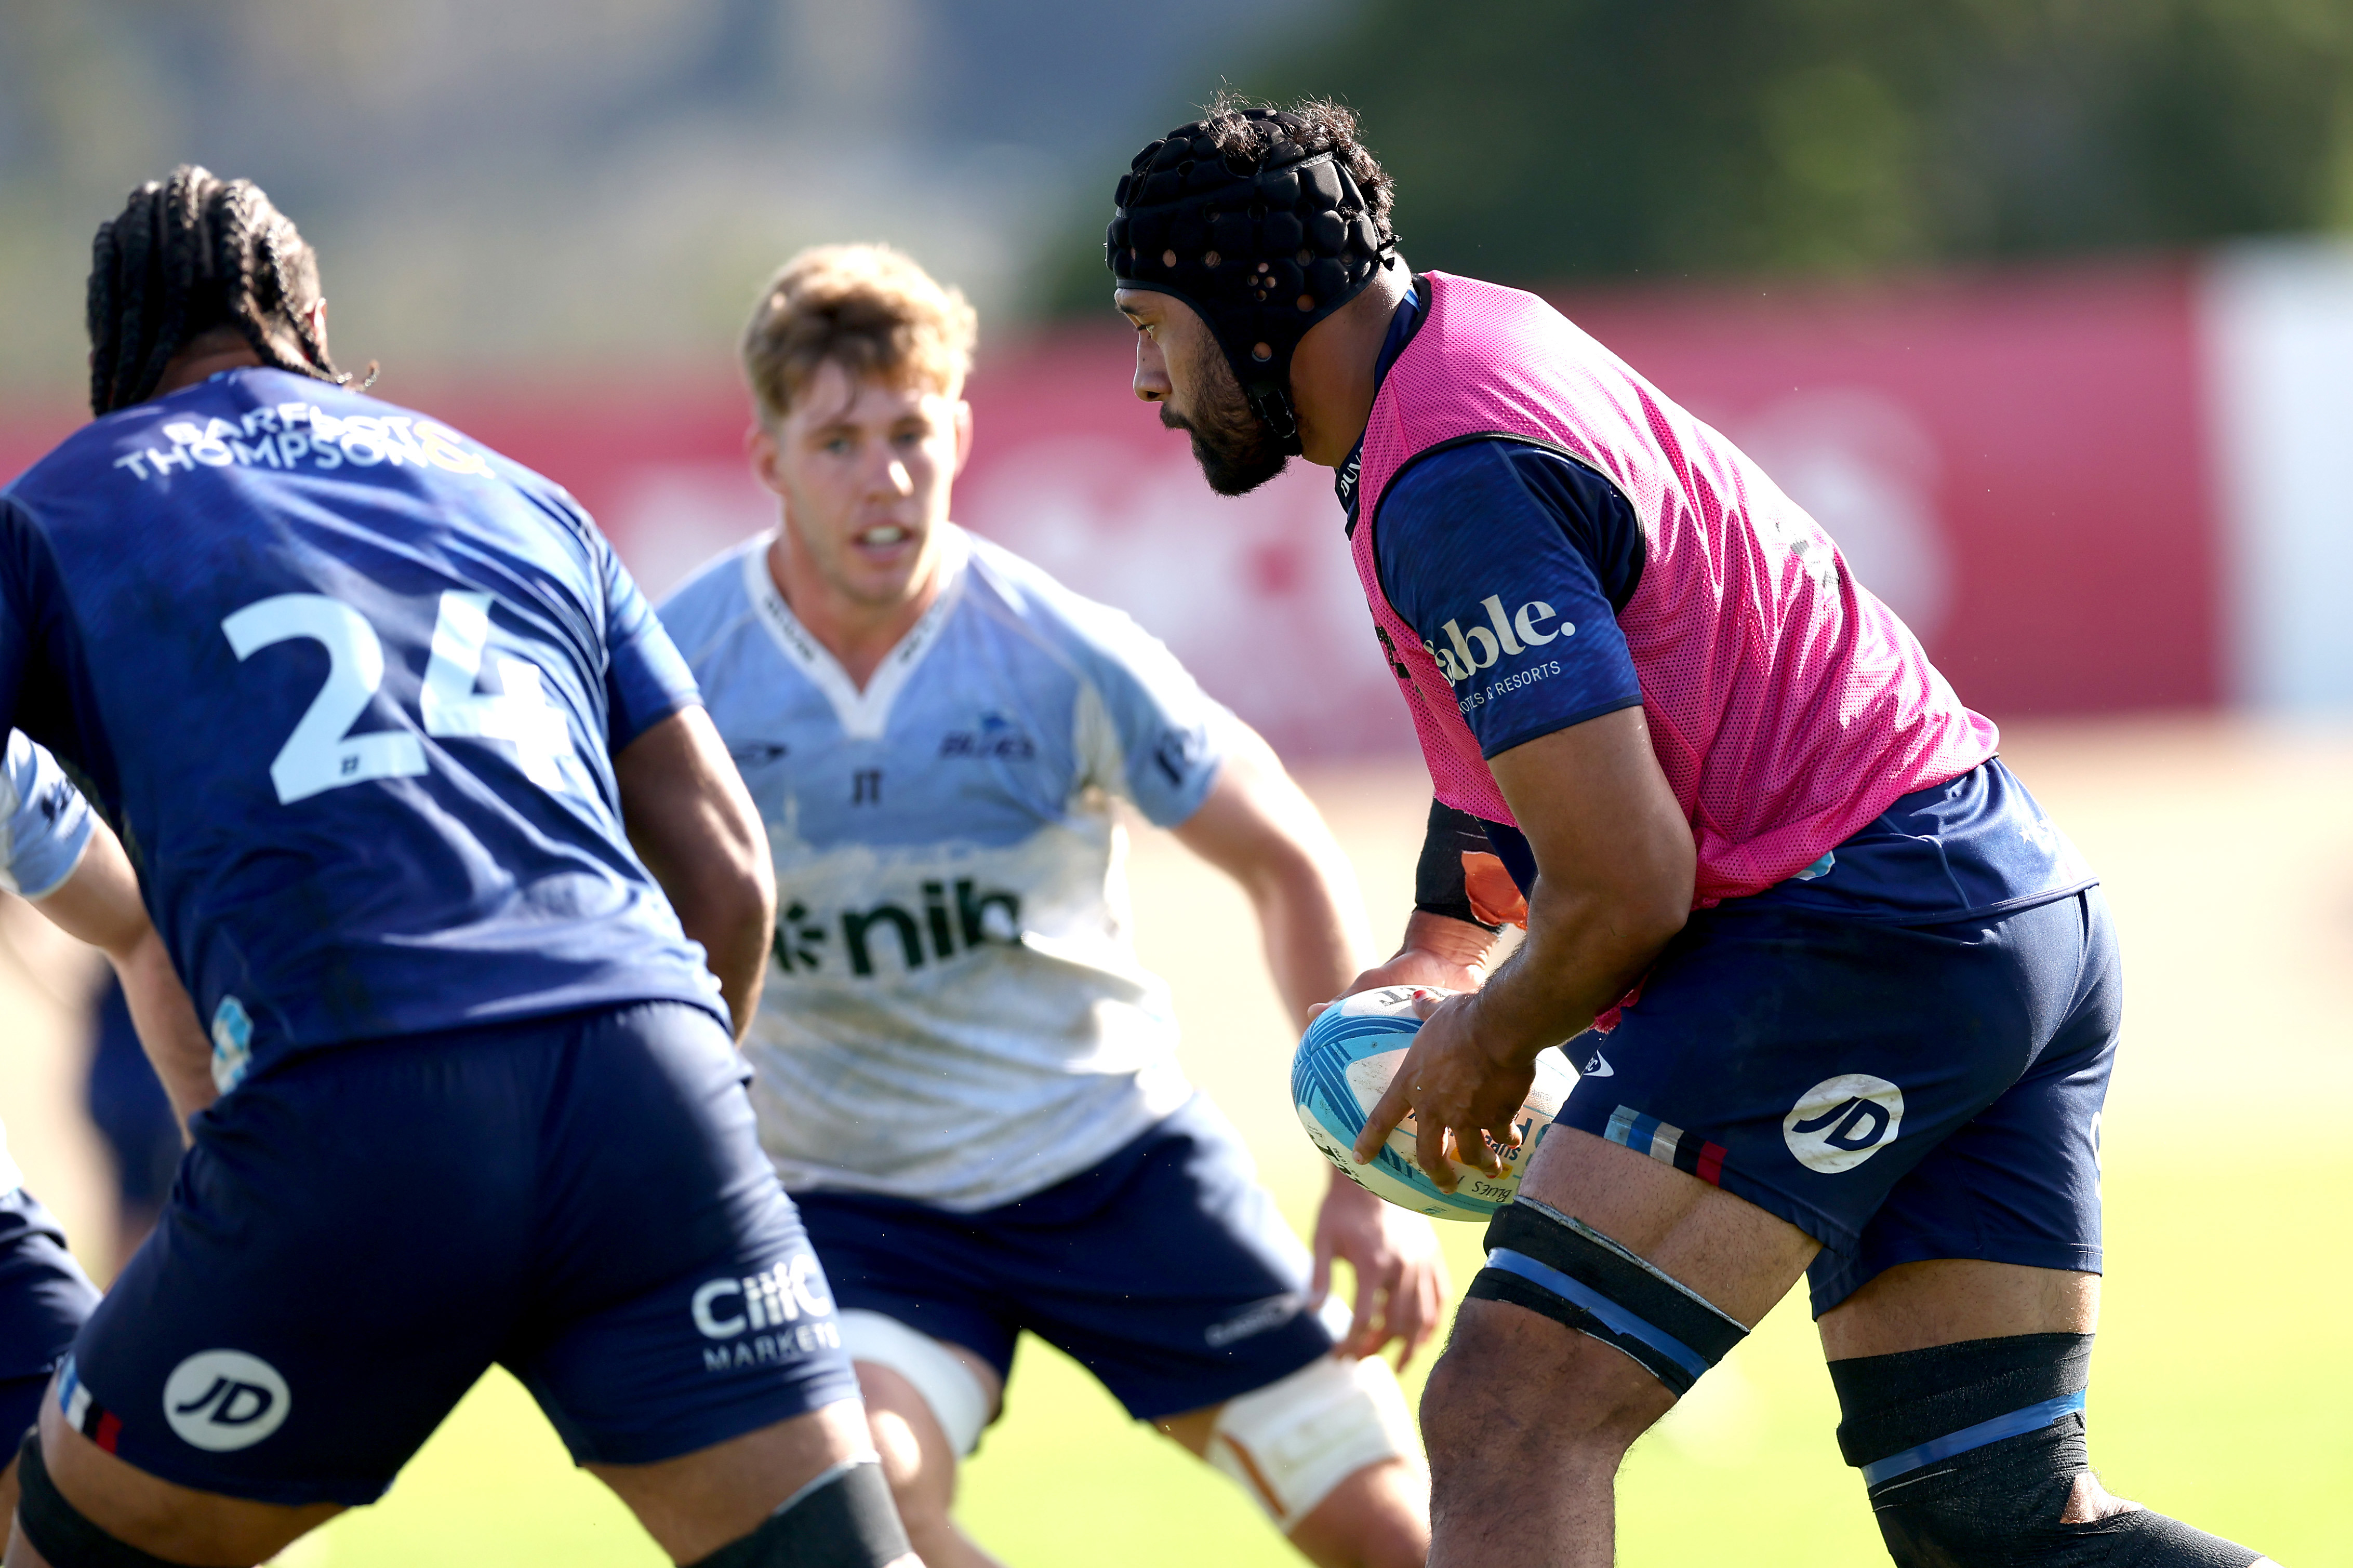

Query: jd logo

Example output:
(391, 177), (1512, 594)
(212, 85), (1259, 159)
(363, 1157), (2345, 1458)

(1783, 1074), (1905, 1173)
(163, 1350), (290, 1451)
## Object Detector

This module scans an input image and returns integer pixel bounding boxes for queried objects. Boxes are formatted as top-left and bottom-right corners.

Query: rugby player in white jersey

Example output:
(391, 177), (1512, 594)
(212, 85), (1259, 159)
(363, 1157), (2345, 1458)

(659, 245), (1437, 1568)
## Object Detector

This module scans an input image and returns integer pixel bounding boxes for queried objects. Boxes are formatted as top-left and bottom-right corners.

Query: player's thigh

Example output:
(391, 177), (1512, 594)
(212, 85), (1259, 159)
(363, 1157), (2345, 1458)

(1818, 889), (2119, 1348)
(1517, 1125), (1821, 1323)
(18, 1392), (341, 1566)
(1820, 1259), (2098, 1360)
(1426, 1125), (1819, 1452)
(511, 1003), (873, 1560)
(44, 1031), (542, 1531)
(1017, 1097), (1341, 1424)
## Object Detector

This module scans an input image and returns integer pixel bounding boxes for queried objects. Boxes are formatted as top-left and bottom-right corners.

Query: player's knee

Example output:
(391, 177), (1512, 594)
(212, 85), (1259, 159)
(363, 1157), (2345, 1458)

(1421, 1305), (1645, 1467)
(1202, 1353), (1421, 1534)
(1431, 1198), (1748, 1458)
(687, 1457), (915, 1568)
(1832, 1333), (2272, 1567)
(858, 1404), (951, 1542)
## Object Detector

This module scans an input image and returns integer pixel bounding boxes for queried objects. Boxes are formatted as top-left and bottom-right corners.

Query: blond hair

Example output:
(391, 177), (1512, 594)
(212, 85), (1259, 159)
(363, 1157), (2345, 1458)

(740, 243), (977, 424)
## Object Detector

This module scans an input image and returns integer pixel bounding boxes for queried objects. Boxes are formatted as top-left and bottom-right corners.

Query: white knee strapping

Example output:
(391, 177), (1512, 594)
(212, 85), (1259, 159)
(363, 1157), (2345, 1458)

(1206, 1352), (1421, 1529)
(838, 1309), (993, 1457)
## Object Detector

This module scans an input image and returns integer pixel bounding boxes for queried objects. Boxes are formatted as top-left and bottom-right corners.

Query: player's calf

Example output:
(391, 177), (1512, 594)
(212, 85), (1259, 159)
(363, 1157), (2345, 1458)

(1831, 1334), (2276, 1567)
(845, 1324), (1005, 1568)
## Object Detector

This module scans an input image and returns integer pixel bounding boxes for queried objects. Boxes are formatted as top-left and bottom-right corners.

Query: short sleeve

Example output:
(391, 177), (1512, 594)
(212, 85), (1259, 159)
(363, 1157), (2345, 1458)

(597, 533), (703, 752)
(1068, 608), (1231, 829)
(1375, 440), (1645, 759)
(0, 731), (94, 899)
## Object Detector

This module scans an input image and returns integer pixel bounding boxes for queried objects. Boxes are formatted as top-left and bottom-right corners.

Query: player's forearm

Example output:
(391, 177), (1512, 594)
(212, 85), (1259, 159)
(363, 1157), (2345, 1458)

(111, 927), (215, 1131)
(1464, 874), (1682, 1066)
(1244, 843), (1368, 1030)
(614, 706), (779, 1041)
(664, 873), (771, 1041)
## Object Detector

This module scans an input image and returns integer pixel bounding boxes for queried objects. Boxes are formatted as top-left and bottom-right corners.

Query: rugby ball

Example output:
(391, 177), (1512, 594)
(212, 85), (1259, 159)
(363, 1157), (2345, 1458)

(1292, 985), (1578, 1221)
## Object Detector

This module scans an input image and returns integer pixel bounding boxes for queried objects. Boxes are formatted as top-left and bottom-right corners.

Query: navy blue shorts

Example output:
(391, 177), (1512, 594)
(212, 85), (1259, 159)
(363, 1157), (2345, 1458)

(793, 1094), (1335, 1424)
(65, 1001), (859, 1506)
(0, 1188), (100, 1452)
(1559, 888), (2117, 1316)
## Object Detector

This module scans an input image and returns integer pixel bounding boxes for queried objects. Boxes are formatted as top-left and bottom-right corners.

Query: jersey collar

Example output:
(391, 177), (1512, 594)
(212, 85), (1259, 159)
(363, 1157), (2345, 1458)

(741, 524), (970, 741)
(1336, 278), (1426, 533)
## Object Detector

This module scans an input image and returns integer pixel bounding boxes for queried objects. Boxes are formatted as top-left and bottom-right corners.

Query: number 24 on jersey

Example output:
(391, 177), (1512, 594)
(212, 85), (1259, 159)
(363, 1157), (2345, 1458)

(222, 591), (581, 805)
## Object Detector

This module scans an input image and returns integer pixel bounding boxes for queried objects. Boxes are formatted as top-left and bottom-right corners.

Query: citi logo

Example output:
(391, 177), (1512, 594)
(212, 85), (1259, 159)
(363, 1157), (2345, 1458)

(772, 880), (1022, 977)
(694, 1254), (843, 1373)
(1426, 596), (1571, 684)
(693, 1253), (834, 1339)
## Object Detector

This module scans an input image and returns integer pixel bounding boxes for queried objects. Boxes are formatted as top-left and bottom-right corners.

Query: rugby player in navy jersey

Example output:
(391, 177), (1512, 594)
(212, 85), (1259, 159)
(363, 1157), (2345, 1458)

(0, 168), (917, 1568)
(660, 245), (1436, 1568)
(0, 731), (213, 1525)
(1104, 98), (2274, 1568)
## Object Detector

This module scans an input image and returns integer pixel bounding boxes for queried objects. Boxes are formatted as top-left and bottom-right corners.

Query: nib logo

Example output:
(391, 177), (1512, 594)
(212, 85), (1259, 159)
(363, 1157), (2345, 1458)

(775, 881), (1023, 977)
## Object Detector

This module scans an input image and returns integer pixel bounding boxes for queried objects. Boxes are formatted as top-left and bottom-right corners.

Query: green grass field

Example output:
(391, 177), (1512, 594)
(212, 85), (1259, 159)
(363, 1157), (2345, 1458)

(270, 734), (2349, 1567)
(275, 1140), (2338, 1568)
(0, 731), (2332, 1566)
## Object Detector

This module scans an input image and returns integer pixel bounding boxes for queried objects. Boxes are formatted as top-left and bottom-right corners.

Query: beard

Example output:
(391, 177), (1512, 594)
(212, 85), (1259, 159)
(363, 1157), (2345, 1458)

(1161, 339), (1289, 497)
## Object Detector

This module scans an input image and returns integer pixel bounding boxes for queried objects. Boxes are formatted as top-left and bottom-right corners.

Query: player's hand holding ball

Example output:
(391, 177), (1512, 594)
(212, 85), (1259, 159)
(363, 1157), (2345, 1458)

(1354, 988), (1539, 1189)
(1296, 984), (1576, 1218)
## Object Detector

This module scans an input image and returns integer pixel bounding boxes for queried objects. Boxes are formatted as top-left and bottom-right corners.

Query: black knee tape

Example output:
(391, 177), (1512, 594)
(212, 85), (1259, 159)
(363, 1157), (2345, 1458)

(15, 1431), (201, 1568)
(1830, 1335), (2267, 1567)
(689, 1458), (910, 1568)
(1464, 1197), (1747, 1396)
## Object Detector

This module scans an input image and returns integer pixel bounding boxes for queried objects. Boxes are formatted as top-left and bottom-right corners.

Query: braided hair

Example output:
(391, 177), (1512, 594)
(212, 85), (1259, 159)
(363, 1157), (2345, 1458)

(85, 166), (350, 416)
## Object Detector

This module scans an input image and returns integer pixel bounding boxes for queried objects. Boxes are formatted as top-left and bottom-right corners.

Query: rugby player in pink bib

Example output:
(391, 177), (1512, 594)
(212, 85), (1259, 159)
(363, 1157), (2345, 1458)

(1104, 96), (2274, 1568)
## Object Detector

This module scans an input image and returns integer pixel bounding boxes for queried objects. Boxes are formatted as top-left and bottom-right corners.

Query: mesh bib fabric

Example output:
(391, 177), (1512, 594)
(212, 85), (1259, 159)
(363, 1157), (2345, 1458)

(1349, 273), (1997, 905)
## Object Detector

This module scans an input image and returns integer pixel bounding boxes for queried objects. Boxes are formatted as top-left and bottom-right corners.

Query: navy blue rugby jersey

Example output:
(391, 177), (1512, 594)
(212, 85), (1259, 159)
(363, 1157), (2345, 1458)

(1351, 285), (2095, 926)
(0, 367), (724, 1083)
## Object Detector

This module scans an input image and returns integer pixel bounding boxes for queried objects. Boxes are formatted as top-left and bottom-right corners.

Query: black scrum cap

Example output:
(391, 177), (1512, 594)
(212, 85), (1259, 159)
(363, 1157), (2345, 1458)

(1108, 110), (1393, 453)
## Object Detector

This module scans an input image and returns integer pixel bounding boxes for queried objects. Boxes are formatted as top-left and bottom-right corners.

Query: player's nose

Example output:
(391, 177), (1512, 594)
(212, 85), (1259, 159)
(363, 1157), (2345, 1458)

(1132, 338), (1169, 404)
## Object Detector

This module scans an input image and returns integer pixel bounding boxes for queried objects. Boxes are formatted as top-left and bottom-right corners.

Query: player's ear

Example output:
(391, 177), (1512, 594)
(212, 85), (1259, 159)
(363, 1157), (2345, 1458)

(952, 399), (974, 478)
(747, 420), (788, 499)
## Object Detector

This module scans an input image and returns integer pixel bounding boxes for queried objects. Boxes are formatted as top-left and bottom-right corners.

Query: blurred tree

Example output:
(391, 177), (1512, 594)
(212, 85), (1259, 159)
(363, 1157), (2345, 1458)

(1188, 0), (2353, 284)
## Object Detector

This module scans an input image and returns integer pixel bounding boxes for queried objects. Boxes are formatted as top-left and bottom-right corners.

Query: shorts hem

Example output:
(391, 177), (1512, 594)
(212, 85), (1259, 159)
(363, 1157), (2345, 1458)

(1110, 1328), (1334, 1425)
(90, 1439), (393, 1510)
(547, 1367), (865, 1469)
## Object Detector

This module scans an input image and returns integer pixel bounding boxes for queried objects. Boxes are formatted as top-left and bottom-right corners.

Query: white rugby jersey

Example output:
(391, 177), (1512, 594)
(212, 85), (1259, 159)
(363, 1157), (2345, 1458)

(659, 526), (1231, 1210)
(1, 730), (99, 1195)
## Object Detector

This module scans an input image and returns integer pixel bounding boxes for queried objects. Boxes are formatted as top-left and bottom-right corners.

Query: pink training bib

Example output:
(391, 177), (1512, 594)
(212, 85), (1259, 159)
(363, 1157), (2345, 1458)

(1348, 273), (1996, 905)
